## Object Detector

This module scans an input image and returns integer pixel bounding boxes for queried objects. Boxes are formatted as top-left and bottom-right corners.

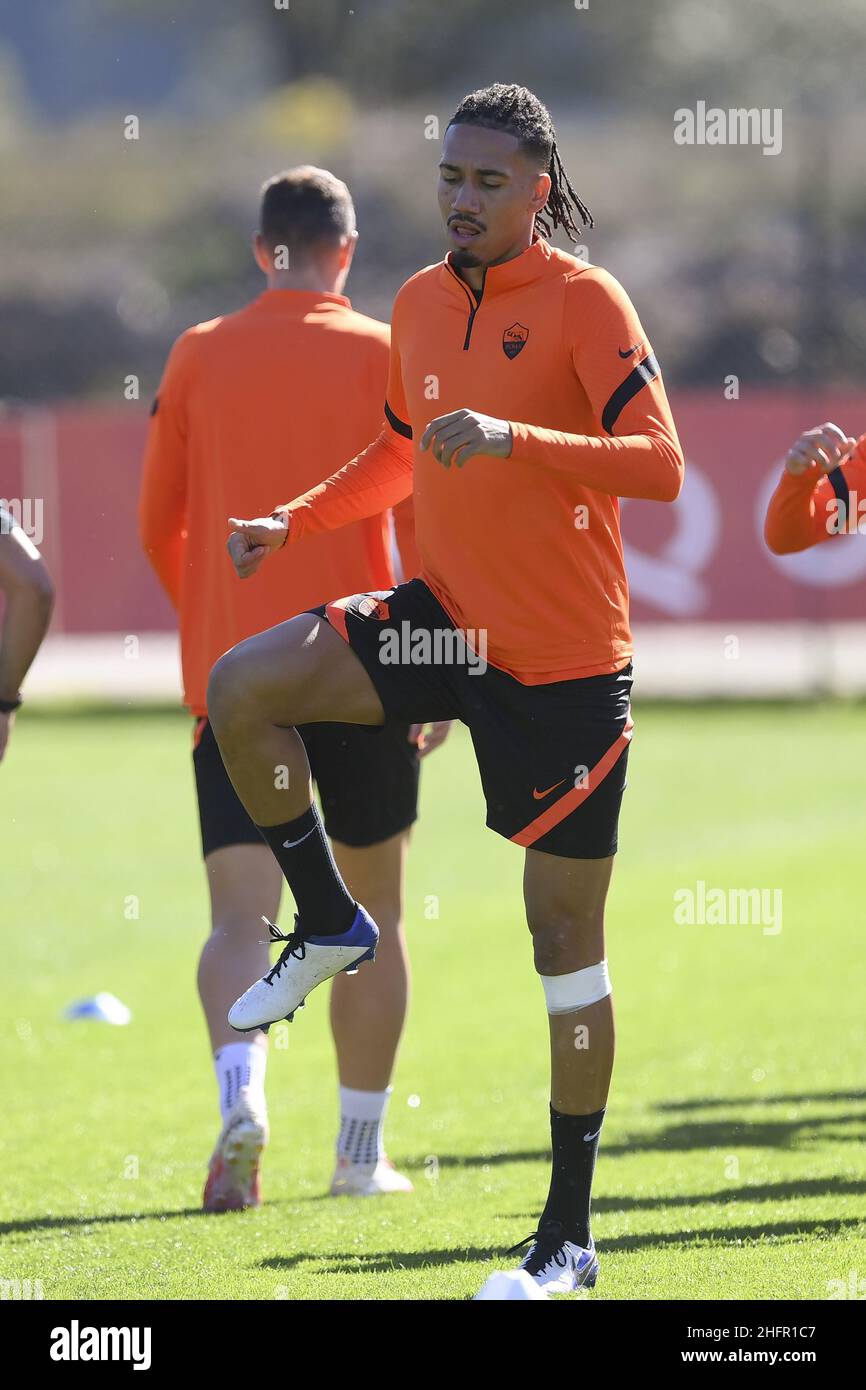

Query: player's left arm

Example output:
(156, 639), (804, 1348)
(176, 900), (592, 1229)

(509, 269), (683, 500)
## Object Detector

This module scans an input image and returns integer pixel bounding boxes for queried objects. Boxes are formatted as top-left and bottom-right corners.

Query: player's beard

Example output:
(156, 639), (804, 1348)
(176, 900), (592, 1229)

(449, 246), (483, 269)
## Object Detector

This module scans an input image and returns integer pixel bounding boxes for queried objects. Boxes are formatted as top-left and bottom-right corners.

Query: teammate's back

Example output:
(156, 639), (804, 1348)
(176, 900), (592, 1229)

(140, 175), (406, 715)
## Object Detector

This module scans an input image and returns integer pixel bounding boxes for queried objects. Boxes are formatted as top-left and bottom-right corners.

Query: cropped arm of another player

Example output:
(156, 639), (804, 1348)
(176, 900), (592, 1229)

(764, 421), (865, 554)
(0, 508), (54, 762)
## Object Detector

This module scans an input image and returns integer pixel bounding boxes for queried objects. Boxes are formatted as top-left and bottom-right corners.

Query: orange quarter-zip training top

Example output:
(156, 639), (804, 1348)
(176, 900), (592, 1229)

(280, 238), (684, 683)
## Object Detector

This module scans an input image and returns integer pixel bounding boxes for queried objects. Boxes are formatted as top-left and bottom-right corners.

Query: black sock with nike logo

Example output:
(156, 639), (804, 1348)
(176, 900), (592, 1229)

(257, 805), (356, 936)
(539, 1103), (606, 1248)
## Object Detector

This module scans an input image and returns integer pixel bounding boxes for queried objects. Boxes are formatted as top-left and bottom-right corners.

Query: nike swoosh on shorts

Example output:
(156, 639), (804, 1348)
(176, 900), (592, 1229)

(532, 778), (567, 801)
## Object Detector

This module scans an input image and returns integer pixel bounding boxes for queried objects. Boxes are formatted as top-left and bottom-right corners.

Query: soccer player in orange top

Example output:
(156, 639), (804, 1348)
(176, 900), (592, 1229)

(140, 168), (449, 1211)
(208, 86), (684, 1292)
(765, 421), (865, 553)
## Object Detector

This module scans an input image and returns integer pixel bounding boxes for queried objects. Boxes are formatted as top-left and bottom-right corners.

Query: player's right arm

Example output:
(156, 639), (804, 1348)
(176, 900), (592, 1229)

(138, 332), (195, 605)
(228, 297), (414, 580)
(764, 422), (864, 554)
(227, 426), (414, 578)
(0, 511), (54, 761)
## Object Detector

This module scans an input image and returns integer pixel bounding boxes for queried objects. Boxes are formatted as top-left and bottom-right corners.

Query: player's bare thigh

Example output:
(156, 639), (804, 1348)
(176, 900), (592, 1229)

(208, 611), (385, 729)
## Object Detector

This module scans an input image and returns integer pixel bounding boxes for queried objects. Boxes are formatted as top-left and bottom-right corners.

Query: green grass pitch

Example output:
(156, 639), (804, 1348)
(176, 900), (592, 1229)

(3, 701), (866, 1301)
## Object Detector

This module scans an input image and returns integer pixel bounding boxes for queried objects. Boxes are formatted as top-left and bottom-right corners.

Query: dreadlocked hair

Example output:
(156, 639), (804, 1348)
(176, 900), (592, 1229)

(447, 83), (593, 241)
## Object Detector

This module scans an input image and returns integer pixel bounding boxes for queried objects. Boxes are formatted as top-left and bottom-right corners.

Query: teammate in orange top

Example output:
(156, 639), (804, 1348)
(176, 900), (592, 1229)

(140, 167), (449, 1211)
(765, 421), (866, 553)
(208, 86), (684, 1293)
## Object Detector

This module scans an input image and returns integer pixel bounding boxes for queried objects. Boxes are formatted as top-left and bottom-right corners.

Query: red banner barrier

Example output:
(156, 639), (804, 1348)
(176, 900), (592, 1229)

(0, 392), (863, 634)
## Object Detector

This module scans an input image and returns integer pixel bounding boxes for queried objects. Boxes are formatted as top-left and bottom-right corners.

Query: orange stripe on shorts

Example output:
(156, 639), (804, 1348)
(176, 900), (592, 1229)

(324, 596), (352, 642)
(510, 716), (634, 848)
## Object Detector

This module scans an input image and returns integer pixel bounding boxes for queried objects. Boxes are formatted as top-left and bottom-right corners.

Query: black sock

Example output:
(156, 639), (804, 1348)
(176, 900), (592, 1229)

(539, 1103), (605, 1248)
(256, 805), (356, 937)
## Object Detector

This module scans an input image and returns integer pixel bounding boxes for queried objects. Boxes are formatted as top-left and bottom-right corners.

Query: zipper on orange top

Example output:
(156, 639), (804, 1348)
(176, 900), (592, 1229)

(446, 262), (487, 350)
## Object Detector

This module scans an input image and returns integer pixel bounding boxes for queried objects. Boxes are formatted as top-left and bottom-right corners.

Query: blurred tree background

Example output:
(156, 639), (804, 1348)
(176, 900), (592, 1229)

(1, 0), (865, 404)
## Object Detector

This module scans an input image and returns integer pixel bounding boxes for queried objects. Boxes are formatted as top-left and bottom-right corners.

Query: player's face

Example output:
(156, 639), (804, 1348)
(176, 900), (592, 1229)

(438, 123), (549, 270)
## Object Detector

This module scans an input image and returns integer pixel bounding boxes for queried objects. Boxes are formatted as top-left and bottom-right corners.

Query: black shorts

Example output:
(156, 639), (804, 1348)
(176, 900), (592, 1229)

(311, 579), (633, 860)
(192, 716), (419, 859)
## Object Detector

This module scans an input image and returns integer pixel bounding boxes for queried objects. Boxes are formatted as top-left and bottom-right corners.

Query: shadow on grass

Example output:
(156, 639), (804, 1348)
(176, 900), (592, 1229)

(422, 1099), (866, 1167)
(575, 1214), (864, 1255)
(261, 1246), (500, 1275)
(595, 1175), (866, 1212)
(603, 1114), (866, 1155)
(0, 1206), (219, 1238)
(3, 1095), (862, 1243)
(258, 1214), (864, 1278)
(503, 1175), (866, 1220)
(656, 1090), (866, 1112)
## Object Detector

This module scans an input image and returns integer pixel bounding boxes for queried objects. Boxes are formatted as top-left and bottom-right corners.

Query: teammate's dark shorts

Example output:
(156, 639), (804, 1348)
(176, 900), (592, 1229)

(193, 716), (419, 859)
(310, 578), (633, 860)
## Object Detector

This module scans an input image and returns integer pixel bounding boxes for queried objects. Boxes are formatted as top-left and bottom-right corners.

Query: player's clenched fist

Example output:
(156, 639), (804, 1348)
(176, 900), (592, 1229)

(784, 422), (858, 477)
(420, 409), (513, 469)
(226, 512), (289, 578)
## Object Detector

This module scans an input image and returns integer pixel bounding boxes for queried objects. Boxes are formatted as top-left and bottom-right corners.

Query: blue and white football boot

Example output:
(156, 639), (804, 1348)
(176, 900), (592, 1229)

(228, 907), (378, 1033)
(507, 1220), (599, 1295)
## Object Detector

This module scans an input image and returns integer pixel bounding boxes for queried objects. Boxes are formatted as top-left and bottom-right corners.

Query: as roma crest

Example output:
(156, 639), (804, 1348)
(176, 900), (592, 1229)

(358, 595), (391, 621)
(503, 322), (529, 359)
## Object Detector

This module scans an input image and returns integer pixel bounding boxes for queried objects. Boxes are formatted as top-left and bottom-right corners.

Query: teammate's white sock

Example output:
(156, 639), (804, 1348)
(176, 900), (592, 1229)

(337, 1085), (391, 1168)
(215, 1042), (267, 1121)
